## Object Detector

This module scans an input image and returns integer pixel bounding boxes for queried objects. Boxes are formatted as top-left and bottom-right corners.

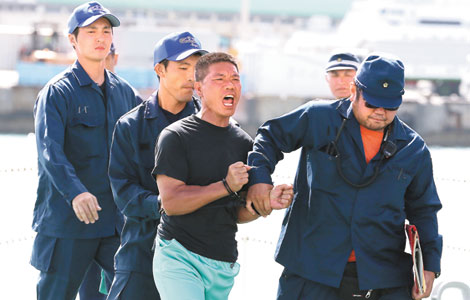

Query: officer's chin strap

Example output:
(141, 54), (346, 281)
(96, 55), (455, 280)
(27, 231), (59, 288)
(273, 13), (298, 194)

(334, 118), (395, 188)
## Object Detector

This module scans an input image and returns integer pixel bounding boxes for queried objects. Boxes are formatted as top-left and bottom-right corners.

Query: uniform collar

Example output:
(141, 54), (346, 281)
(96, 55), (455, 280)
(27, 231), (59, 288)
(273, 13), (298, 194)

(71, 60), (114, 89)
(337, 98), (352, 120)
(144, 90), (160, 119)
(144, 90), (199, 119)
(388, 116), (408, 141)
(71, 60), (94, 87)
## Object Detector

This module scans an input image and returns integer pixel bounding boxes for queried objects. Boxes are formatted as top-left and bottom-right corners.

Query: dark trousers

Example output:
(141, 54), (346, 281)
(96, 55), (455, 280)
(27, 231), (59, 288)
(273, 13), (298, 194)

(79, 262), (109, 300)
(31, 233), (119, 300)
(107, 270), (160, 300)
(276, 267), (412, 300)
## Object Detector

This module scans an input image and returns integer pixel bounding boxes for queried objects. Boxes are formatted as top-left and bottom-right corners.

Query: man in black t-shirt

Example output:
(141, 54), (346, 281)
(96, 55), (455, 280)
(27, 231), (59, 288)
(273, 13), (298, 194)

(151, 52), (294, 300)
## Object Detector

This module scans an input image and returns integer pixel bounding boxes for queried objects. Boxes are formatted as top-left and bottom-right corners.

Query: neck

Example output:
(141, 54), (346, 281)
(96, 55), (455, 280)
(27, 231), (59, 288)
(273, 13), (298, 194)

(78, 58), (106, 85)
(157, 87), (187, 114)
(197, 109), (230, 127)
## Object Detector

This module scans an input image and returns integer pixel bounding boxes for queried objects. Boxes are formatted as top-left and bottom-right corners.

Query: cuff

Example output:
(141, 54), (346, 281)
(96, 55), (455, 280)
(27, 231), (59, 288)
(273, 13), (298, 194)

(143, 194), (161, 219)
(248, 167), (273, 186)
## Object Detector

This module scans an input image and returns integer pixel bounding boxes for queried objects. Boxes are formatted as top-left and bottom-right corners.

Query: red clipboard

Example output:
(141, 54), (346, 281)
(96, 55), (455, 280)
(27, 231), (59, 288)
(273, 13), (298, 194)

(406, 224), (426, 295)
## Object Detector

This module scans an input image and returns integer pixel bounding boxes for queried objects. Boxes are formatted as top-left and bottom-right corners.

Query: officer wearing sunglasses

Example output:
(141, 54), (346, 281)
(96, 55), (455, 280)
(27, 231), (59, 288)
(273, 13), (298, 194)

(247, 53), (442, 300)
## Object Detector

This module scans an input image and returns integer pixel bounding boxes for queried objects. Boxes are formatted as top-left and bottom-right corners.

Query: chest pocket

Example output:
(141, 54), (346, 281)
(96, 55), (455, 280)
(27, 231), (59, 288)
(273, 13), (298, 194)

(70, 113), (104, 128)
(66, 113), (105, 159)
(366, 165), (413, 216)
(383, 165), (413, 200)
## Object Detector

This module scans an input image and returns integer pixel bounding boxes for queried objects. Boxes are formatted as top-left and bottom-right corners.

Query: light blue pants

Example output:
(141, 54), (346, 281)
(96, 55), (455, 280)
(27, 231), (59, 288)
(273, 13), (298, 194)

(153, 238), (240, 300)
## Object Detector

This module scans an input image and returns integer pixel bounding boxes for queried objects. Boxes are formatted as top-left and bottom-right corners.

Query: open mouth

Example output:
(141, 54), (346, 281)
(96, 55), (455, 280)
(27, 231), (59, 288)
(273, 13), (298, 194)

(223, 95), (234, 107)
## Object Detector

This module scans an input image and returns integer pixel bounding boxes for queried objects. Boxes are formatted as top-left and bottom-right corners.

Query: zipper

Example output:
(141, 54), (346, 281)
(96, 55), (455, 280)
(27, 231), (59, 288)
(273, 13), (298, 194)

(365, 289), (373, 299)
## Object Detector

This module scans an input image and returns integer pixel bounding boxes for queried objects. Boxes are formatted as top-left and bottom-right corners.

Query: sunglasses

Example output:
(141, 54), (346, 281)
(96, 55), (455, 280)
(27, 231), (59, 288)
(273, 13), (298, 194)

(364, 101), (399, 111)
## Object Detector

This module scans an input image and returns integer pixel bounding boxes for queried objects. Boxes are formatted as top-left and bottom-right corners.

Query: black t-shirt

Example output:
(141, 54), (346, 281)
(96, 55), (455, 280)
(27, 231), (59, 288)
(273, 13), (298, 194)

(152, 115), (253, 262)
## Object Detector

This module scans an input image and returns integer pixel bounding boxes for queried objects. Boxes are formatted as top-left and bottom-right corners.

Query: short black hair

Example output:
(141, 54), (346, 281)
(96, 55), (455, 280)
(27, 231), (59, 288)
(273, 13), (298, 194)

(195, 52), (239, 82)
(72, 27), (79, 39)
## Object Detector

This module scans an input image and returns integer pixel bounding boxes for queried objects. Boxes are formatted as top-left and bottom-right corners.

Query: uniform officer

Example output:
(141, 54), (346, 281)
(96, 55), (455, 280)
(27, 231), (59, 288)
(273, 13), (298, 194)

(106, 32), (207, 300)
(247, 53), (442, 300)
(325, 52), (361, 99)
(31, 2), (138, 299)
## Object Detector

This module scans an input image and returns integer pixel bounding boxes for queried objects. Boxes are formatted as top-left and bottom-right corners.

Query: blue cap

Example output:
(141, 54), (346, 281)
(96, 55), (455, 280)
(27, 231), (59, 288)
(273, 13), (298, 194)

(153, 31), (208, 66)
(67, 2), (120, 34)
(355, 54), (405, 109)
(326, 52), (360, 72)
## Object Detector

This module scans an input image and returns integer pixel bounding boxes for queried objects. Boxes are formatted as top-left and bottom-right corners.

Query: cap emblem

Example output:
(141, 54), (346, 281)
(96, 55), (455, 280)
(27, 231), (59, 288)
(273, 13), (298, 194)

(88, 4), (105, 14)
(179, 36), (199, 48)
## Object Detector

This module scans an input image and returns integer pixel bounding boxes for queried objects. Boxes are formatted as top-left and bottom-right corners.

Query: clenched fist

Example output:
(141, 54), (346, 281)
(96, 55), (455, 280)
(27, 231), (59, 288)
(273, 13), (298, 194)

(225, 161), (251, 193)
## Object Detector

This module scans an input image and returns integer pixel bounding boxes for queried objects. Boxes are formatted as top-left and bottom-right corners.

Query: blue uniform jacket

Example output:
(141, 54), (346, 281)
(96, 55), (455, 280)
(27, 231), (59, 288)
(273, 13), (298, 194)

(108, 92), (200, 274)
(248, 99), (442, 290)
(33, 60), (137, 239)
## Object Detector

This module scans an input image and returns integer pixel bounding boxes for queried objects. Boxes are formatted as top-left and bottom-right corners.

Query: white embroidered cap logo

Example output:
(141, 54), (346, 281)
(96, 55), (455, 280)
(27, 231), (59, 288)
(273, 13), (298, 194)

(179, 36), (199, 48)
(88, 4), (105, 14)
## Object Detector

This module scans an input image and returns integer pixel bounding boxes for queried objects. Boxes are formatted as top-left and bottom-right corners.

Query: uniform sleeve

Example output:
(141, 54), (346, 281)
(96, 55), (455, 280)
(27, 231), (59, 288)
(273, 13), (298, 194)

(152, 129), (188, 183)
(34, 85), (87, 204)
(109, 120), (160, 220)
(405, 147), (443, 273)
(248, 103), (313, 185)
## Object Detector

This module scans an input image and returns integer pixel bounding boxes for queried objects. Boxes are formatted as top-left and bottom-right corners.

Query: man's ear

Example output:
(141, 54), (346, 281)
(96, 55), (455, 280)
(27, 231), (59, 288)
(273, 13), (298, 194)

(68, 33), (77, 49)
(113, 53), (119, 66)
(154, 63), (165, 78)
(194, 81), (203, 98)
(349, 82), (356, 102)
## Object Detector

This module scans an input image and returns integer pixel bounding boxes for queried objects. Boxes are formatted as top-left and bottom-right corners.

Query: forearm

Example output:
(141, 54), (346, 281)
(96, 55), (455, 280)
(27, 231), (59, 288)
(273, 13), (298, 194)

(160, 179), (229, 216)
(109, 124), (161, 219)
(406, 155), (442, 272)
(237, 206), (260, 224)
(37, 137), (87, 203)
(115, 186), (160, 220)
(110, 164), (160, 219)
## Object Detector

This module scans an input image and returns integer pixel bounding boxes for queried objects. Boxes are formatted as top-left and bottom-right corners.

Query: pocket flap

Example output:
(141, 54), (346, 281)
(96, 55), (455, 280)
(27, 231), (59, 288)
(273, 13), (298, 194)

(30, 234), (57, 272)
(70, 114), (103, 127)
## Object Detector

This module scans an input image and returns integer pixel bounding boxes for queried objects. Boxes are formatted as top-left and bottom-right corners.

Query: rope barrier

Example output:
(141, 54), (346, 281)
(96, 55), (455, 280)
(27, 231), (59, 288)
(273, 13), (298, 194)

(1, 233), (469, 255)
(435, 177), (470, 184)
(237, 236), (470, 253)
(238, 236), (276, 246)
(0, 167), (36, 173)
(1, 166), (469, 184)
(0, 234), (36, 246)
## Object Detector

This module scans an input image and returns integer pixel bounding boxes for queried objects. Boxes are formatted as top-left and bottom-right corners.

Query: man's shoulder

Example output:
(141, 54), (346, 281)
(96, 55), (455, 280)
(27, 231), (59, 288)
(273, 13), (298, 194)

(36, 67), (79, 103)
(299, 98), (343, 112)
(115, 102), (147, 128)
(229, 122), (253, 142)
(42, 67), (75, 91)
(395, 118), (429, 151)
(107, 71), (134, 92)
(165, 115), (196, 133)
